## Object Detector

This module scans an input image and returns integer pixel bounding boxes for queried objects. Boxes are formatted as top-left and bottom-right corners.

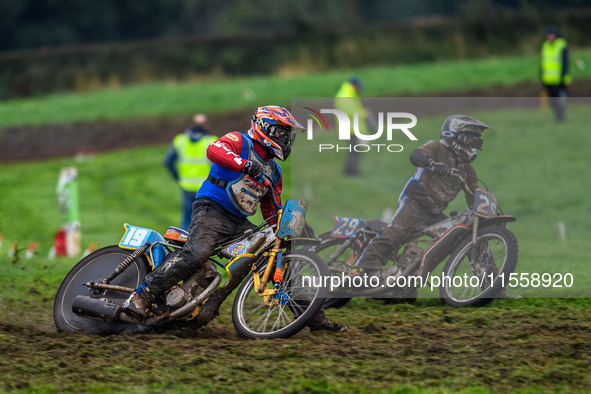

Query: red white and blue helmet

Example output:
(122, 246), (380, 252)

(249, 106), (304, 161)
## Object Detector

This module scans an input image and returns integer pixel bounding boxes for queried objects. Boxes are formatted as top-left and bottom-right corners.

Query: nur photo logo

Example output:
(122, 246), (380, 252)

(302, 107), (418, 153)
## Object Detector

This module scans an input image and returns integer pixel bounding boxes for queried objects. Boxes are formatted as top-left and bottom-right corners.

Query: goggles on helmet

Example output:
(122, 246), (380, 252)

(269, 125), (295, 145)
(456, 133), (483, 150)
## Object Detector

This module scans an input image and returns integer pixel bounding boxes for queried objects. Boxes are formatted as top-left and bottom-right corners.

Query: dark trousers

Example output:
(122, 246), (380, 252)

(144, 198), (255, 296)
(344, 135), (361, 175)
(356, 196), (447, 270)
(544, 84), (567, 122)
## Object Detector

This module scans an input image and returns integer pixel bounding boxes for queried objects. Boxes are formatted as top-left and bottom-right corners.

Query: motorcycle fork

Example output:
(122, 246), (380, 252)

(253, 238), (282, 295)
(469, 216), (479, 264)
(253, 207), (284, 298)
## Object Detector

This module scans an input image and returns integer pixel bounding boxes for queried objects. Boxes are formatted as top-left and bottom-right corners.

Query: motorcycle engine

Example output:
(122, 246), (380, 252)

(166, 287), (190, 308)
(382, 243), (424, 278)
(165, 260), (217, 309)
(395, 243), (423, 273)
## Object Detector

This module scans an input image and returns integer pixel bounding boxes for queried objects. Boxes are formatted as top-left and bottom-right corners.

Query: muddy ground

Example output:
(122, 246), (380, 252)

(2, 80), (591, 163)
(1, 297), (590, 391)
(1, 81), (590, 391)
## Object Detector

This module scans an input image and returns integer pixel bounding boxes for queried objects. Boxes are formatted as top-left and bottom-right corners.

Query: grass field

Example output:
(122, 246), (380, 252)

(1, 54), (590, 392)
(1, 48), (591, 128)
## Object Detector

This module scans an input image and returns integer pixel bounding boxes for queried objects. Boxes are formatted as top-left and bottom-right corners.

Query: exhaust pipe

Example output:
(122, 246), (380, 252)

(73, 272), (223, 326)
(72, 296), (122, 323)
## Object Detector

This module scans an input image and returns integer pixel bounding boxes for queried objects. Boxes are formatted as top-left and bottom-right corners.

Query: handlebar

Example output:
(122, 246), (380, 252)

(449, 168), (504, 215)
(449, 168), (475, 198)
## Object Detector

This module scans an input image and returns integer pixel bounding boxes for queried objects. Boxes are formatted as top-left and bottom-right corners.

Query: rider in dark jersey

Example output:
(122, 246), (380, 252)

(355, 115), (488, 273)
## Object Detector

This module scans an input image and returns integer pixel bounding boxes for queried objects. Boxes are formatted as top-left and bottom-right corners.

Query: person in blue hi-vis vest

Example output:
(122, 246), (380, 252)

(164, 114), (217, 231)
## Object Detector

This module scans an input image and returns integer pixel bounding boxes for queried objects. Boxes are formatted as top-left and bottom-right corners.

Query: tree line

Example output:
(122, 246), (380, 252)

(2, 0), (588, 51)
(1, 0), (590, 99)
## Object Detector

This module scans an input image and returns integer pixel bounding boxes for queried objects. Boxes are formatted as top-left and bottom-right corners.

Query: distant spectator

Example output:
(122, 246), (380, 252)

(164, 114), (216, 230)
(334, 77), (369, 175)
(540, 26), (571, 122)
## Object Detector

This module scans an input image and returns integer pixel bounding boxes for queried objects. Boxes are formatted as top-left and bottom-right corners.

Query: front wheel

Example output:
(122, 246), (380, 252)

(440, 225), (518, 307)
(232, 250), (329, 339)
(53, 245), (151, 334)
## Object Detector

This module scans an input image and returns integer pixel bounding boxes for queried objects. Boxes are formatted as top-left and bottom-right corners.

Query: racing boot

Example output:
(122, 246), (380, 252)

(307, 309), (348, 332)
(122, 288), (155, 322)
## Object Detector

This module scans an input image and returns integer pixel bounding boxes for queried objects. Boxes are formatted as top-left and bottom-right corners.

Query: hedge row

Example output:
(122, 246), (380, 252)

(1, 7), (590, 99)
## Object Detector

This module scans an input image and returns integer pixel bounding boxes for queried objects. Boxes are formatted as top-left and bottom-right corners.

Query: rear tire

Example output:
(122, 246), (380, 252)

(232, 250), (329, 339)
(440, 225), (518, 307)
(53, 246), (151, 334)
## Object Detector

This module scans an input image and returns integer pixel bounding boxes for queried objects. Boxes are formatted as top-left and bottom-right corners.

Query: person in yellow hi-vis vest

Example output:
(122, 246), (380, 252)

(164, 114), (217, 230)
(540, 26), (571, 122)
(335, 77), (369, 175)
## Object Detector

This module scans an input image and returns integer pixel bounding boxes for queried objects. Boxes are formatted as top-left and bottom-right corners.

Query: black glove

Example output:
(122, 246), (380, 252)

(242, 160), (265, 180)
(427, 159), (450, 176)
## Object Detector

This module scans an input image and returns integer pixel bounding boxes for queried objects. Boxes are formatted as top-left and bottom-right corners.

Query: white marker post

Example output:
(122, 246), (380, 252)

(56, 167), (81, 257)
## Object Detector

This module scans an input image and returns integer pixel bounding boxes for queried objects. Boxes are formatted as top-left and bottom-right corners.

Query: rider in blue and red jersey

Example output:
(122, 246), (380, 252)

(124, 106), (347, 331)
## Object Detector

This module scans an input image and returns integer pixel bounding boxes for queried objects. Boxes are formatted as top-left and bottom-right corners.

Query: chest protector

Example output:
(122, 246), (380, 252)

(228, 138), (280, 215)
(198, 134), (281, 217)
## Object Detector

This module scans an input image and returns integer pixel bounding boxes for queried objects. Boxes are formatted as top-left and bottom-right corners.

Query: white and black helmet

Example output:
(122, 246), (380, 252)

(440, 115), (491, 162)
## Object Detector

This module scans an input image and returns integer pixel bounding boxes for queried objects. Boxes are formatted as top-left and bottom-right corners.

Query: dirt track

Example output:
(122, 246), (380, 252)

(2, 80), (591, 390)
(2, 80), (591, 163)
(1, 297), (590, 391)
